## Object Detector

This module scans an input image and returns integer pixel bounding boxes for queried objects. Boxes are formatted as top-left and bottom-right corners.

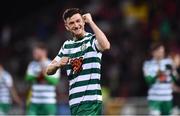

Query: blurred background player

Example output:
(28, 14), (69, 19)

(0, 62), (22, 115)
(25, 43), (60, 115)
(143, 43), (179, 115)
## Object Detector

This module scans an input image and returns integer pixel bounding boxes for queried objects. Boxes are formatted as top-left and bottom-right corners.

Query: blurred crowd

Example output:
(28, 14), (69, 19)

(0, 0), (180, 115)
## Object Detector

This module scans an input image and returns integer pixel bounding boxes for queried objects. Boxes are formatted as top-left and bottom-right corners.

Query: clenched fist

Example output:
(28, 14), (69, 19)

(51, 57), (69, 68)
(83, 13), (93, 24)
(58, 57), (69, 67)
(46, 57), (69, 75)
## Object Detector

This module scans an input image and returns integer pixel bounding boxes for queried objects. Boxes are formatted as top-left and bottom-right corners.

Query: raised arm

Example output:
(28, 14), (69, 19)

(83, 13), (110, 51)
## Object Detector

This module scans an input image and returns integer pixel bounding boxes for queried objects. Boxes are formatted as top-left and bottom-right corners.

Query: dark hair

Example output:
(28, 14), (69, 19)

(34, 42), (47, 51)
(62, 8), (83, 21)
(150, 42), (164, 52)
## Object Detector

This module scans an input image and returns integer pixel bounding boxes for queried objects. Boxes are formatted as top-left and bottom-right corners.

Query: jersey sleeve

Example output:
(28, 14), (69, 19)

(167, 58), (179, 84)
(25, 62), (38, 82)
(143, 61), (157, 85)
(54, 42), (67, 62)
(45, 69), (60, 85)
(90, 35), (102, 52)
(5, 73), (13, 88)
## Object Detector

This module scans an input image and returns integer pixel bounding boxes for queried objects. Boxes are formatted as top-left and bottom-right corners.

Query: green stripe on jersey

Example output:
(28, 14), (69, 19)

(69, 90), (101, 100)
(69, 68), (101, 80)
(70, 79), (100, 89)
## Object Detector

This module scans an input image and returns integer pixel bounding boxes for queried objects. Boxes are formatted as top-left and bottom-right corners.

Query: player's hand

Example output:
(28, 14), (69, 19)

(58, 57), (69, 67)
(83, 13), (93, 24)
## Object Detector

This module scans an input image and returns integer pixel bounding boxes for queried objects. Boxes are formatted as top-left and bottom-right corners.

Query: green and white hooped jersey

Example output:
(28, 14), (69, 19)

(55, 33), (102, 107)
(0, 70), (13, 104)
(143, 58), (173, 101)
(26, 59), (60, 104)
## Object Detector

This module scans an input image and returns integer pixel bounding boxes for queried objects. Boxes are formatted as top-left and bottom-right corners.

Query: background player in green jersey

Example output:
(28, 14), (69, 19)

(25, 43), (60, 115)
(0, 63), (22, 115)
(46, 8), (110, 115)
(143, 43), (179, 115)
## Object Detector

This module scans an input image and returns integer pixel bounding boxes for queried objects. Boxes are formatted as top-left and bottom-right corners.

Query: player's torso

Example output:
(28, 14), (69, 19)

(63, 33), (103, 106)
(0, 71), (11, 103)
(63, 33), (102, 78)
(29, 60), (57, 104)
(147, 58), (173, 101)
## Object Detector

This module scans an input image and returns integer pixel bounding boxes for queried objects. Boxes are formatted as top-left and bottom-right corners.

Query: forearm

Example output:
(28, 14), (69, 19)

(89, 21), (110, 51)
(10, 87), (22, 105)
(46, 64), (59, 75)
(145, 75), (156, 86)
(25, 74), (36, 83)
(45, 75), (59, 85)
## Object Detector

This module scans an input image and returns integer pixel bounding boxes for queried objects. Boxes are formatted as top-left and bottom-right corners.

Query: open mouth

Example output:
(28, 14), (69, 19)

(73, 27), (81, 32)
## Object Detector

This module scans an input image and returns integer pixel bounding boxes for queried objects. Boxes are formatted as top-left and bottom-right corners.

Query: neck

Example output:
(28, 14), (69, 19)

(73, 31), (86, 40)
(154, 57), (163, 61)
(39, 57), (48, 62)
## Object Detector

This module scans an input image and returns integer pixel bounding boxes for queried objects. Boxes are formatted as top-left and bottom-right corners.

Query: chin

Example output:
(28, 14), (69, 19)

(74, 32), (84, 37)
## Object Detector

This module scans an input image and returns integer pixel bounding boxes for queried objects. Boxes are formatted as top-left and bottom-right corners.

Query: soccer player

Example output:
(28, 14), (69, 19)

(25, 43), (60, 115)
(46, 8), (110, 115)
(0, 63), (22, 115)
(143, 43), (178, 115)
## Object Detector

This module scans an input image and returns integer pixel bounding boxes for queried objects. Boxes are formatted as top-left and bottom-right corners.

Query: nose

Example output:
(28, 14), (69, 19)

(74, 22), (79, 28)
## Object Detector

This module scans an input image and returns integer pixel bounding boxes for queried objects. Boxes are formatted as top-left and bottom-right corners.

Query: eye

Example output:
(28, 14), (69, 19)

(69, 22), (74, 25)
(76, 19), (80, 23)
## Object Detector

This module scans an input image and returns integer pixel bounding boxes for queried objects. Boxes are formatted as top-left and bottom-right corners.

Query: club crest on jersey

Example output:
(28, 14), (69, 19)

(81, 43), (87, 51)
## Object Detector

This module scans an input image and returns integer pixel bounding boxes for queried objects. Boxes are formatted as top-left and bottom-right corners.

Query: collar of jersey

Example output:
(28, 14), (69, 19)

(73, 33), (90, 42)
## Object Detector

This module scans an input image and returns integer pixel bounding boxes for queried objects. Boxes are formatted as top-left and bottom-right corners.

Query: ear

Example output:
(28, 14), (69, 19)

(65, 23), (70, 31)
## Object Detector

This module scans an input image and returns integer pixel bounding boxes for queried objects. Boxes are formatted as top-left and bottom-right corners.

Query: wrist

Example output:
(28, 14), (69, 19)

(89, 20), (95, 26)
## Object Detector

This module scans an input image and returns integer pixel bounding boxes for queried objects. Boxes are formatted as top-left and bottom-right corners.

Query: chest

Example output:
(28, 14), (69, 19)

(66, 41), (92, 59)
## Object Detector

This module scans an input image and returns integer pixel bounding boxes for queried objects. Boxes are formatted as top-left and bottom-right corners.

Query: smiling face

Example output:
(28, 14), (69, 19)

(64, 13), (85, 38)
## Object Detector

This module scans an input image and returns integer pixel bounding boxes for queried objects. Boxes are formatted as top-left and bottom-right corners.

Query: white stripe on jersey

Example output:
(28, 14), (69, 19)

(32, 91), (56, 97)
(69, 84), (101, 95)
(32, 85), (55, 91)
(31, 98), (56, 104)
(148, 95), (172, 101)
(70, 73), (100, 86)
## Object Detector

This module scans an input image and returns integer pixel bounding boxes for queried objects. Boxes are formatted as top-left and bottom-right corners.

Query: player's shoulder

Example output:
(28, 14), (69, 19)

(61, 40), (73, 49)
(162, 57), (173, 64)
(86, 32), (95, 39)
(143, 59), (153, 65)
(2, 70), (12, 79)
(143, 59), (157, 68)
(28, 61), (39, 67)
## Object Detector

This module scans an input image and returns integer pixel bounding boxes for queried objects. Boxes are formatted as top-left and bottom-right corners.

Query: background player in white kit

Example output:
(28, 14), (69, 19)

(25, 43), (60, 115)
(0, 63), (22, 115)
(143, 43), (179, 115)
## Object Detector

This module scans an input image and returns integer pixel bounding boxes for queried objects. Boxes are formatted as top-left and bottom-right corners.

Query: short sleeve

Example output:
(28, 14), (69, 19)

(54, 41), (68, 62)
(5, 73), (13, 88)
(26, 62), (40, 77)
(143, 61), (157, 77)
(90, 35), (102, 52)
(54, 47), (64, 62)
